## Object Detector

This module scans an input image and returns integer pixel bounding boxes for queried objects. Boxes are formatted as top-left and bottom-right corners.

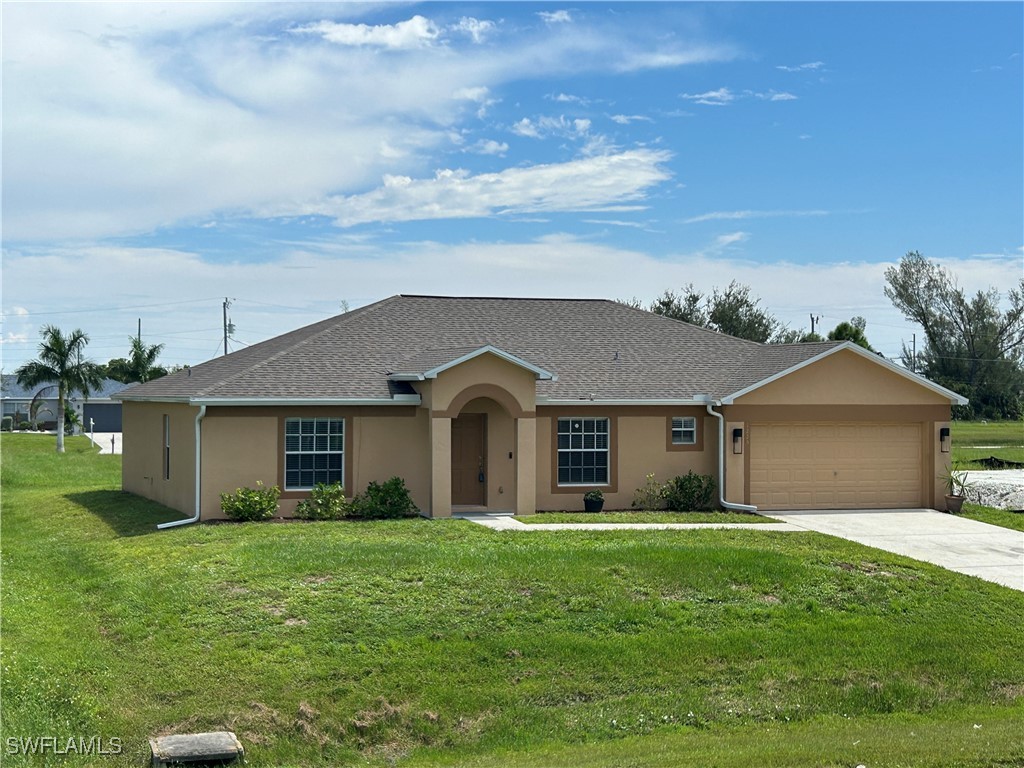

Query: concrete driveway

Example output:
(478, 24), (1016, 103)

(769, 508), (1024, 591)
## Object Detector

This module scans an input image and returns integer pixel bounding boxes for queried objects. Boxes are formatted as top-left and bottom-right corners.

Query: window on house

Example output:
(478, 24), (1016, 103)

(163, 415), (171, 480)
(557, 417), (609, 485)
(285, 418), (344, 490)
(671, 416), (697, 445)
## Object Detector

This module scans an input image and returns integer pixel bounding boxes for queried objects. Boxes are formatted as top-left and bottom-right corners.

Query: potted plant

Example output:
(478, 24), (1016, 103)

(940, 465), (974, 513)
(583, 489), (604, 513)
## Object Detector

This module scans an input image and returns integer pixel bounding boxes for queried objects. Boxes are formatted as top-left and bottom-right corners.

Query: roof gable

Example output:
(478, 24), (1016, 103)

(388, 345), (556, 381)
(723, 343), (968, 405)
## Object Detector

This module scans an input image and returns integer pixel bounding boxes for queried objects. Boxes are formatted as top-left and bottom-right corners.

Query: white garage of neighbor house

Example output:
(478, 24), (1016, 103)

(115, 295), (968, 522)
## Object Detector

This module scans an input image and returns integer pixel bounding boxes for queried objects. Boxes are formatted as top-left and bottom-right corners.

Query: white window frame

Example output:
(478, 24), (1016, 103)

(284, 417), (344, 491)
(556, 417), (610, 486)
(671, 416), (697, 445)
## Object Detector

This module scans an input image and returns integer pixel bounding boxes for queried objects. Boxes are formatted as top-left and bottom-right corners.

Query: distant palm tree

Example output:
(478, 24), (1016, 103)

(15, 326), (103, 453)
(106, 337), (167, 383)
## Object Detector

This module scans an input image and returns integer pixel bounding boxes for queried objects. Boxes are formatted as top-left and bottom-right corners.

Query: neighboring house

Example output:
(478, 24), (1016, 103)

(1, 375), (131, 431)
(115, 295), (966, 521)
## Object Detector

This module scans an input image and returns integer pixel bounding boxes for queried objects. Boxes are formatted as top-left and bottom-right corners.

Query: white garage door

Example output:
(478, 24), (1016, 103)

(749, 422), (922, 510)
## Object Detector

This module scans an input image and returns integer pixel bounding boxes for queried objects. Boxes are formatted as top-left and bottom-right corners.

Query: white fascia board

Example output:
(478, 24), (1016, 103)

(113, 395), (190, 404)
(190, 395), (422, 406)
(720, 342), (970, 406)
(396, 345), (557, 381)
(536, 397), (713, 406)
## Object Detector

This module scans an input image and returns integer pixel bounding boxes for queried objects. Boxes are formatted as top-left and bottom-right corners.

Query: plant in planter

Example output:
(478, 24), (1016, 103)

(583, 489), (604, 513)
(940, 465), (974, 513)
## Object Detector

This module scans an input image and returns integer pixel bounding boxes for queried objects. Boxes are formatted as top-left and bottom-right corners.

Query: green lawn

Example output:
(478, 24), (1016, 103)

(953, 420), (1024, 468)
(959, 502), (1024, 532)
(520, 510), (776, 524)
(2, 434), (1023, 767)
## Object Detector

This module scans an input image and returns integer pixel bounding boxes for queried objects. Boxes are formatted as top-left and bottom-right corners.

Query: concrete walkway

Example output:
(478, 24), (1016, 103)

(88, 432), (122, 455)
(455, 513), (798, 533)
(769, 508), (1024, 591)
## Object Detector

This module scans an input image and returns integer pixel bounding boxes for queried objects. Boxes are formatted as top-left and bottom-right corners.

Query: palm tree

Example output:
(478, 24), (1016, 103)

(15, 326), (103, 453)
(106, 337), (167, 383)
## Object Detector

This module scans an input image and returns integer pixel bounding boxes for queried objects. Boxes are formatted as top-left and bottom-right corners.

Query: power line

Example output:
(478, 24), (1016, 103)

(0, 296), (224, 319)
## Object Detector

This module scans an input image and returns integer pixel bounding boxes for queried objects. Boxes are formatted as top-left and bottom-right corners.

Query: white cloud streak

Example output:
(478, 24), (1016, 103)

(684, 209), (830, 224)
(292, 16), (440, 49)
(288, 149), (673, 227)
(777, 61), (825, 72)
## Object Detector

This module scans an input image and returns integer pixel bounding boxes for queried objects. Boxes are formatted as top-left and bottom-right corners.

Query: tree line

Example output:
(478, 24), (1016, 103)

(625, 251), (1023, 419)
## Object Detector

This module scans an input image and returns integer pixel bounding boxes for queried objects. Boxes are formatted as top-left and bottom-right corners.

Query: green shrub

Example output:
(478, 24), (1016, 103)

(631, 473), (668, 510)
(1, 417), (12, 432)
(18, 421), (32, 431)
(294, 482), (350, 520)
(663, 471), (716, 511)
(220, 481), (280, 521)
(350, 476), (418, 519)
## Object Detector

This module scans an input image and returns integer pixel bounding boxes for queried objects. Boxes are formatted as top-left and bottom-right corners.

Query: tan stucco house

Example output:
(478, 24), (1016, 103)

(115, 295), (967, 525)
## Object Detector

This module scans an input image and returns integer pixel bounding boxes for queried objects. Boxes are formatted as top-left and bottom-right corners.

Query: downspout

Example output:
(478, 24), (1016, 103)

(157, 404), (206, 529)
(705, 402), (758, 513)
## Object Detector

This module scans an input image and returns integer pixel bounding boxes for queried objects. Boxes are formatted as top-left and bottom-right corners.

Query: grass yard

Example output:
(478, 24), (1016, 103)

(959, 502), (1024, 532)
(2, 434), (1023, 767)
(953, 420), (1024, 468)
(520, 511), (776, 524)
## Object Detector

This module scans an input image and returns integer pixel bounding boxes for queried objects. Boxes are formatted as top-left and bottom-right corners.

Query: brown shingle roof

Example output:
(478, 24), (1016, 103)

(116, 295), (840, 403)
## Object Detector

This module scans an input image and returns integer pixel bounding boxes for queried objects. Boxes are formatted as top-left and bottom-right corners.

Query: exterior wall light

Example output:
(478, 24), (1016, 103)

(732, 427), (743, 455)
(939, 427), (951, 453)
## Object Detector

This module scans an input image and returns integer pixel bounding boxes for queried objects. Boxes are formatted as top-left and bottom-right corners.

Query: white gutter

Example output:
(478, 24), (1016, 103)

(536, 398), (712, 406)
(704, 402), (758, 513)
(157, 405), (206, 530)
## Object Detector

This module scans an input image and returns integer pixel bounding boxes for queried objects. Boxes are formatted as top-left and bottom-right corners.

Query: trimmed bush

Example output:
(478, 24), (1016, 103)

(631, 473), (668, 510)
(294, 482), (350, 520)
(663, 471), (716, 511)
(1, 417), (12, 432)
(350, 476), (418, 519)
(220, 481), (280, 521)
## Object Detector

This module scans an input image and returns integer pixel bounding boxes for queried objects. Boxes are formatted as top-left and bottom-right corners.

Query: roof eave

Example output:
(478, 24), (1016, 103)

(390, 345), (557, 382)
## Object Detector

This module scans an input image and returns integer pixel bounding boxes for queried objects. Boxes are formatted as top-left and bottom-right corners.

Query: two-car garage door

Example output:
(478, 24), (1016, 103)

(749, 422), (922, 510)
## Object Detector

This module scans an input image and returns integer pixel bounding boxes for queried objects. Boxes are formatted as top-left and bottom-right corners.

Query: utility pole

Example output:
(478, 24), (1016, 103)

(911, 334), (916, 373)
(809, 314), (821, 336)
(137, 318), (141, 342)
(223, 298), (234, 356)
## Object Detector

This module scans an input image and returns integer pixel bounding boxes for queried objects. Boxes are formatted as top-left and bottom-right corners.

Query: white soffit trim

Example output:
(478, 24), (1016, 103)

(190, 395), (422, 406)
(721, 342), (969, 405)
(390, 345), (557, 381)
(537, 398), (713, 406)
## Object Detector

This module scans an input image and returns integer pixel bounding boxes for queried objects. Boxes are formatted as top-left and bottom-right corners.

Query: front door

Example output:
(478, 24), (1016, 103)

(452, 413), (486, 505)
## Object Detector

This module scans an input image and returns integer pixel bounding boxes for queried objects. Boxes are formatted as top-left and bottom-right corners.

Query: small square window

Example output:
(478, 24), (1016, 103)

(672, 416), (697, 445)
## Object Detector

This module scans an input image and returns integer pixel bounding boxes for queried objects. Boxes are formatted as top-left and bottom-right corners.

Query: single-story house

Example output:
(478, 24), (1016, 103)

(115, 295), (966, 522)
(2, 375), (131, 432)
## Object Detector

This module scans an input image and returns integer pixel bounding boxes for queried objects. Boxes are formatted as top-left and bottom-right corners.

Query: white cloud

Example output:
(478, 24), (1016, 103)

(278, 149), (673, 227)
(466, 139), (509, 156)
(538, 10), (573, 24)
(679, 87), (736, 106)
(293, 16), (440, 49)
(4, 5), (730, 242)
(548, 93), (589, 104)
(777, 61), (825, 72)
(452, 17), (497, 44)
(610, 114), (654, 124)
(681, 87), (798, 106)
(685, 210), (829, 224)
(511, 114), (592, 140)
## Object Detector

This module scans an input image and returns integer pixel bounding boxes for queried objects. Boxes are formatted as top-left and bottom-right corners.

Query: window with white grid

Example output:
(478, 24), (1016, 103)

(557, 417), (609, 485)
(284, 418), (344, 490)
(671, 416), (697, 445)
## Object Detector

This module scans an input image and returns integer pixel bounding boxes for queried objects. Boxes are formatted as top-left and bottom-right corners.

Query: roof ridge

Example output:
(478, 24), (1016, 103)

(399, 294), (610, 303)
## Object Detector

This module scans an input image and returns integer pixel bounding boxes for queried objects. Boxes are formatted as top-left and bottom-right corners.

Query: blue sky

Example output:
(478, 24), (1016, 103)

(2, 2), (1021, 370)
